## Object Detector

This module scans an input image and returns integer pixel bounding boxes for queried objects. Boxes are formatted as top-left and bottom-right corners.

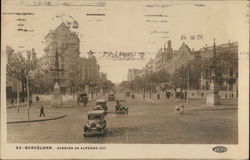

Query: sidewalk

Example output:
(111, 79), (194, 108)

(7, 105), (68, 124)
(6, 93), (105, 124)
(133, 93), (238, 110)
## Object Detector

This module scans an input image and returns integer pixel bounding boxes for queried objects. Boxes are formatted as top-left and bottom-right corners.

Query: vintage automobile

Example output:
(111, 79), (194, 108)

(93, 99), (108, 112)
(115, 100), (128, 114)
(83, 110), (107, 136)
(125, 91), (130, 97)
(108, 93), (115, 101)
(77, 92), (88, 107)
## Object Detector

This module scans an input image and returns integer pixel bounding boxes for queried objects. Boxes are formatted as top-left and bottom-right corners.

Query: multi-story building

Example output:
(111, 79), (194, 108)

(163, 42), (194, 74)
(154, 40), (175, 72)
(127, 39), (238, 99)
(79, 50), (100, 83)
(99, 72), (107, 81)
(43, 22), (80, 92)
(144, 58), (155, 75)
(127, 68), (144, 81)
(197, 41), (238, 92)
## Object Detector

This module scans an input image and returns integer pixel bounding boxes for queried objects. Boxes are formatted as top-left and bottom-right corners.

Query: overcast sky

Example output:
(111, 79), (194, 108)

(2, 0), (249, 83)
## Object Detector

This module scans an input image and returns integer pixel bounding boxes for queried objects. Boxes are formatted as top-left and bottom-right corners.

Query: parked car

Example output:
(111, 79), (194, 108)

(77, 92), (88, 107)
(93, 99), (108, 112)
(115, 100), (128, 114)
(83, 110), (107, 136)
(108, 93), (115, 101)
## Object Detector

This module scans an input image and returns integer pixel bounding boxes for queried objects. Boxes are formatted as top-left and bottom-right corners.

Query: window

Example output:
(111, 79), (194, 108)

(69, 73), (76, 77)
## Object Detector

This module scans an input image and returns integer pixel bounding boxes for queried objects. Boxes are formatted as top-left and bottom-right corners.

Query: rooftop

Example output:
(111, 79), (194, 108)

(88, 110), (105, 115)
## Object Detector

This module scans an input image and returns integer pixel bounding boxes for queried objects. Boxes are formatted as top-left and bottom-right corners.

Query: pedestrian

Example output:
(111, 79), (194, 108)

(180, 104), (184, 113)
(157, 94), (160, 99)
(39, 105), (45, 117)
(36, 96), (39, 102)
(176, 105), (180, 112)
(132, 94), (135, 99)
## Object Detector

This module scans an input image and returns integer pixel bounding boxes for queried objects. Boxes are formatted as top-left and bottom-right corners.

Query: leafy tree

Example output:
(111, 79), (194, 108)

(7, 48), (38, 93)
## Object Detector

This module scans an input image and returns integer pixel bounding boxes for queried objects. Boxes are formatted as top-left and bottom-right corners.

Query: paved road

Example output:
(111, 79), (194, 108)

(7, 93), (238, 144)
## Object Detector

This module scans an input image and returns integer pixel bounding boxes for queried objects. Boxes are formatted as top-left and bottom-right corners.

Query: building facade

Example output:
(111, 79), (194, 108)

(163, 42), (194, 74)
(43, 22), (81, 91)
(128, 40), (238, 99)
(197, 41), (238, 92)
(79, 50), (100, 83)
(99, 72), (107, 81)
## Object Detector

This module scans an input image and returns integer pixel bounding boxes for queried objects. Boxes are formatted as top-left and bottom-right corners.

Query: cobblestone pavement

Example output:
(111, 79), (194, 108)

(7, 93), (238, 144)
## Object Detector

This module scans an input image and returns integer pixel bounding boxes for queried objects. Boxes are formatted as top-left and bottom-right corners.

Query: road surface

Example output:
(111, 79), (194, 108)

(7, 93), (238, 144)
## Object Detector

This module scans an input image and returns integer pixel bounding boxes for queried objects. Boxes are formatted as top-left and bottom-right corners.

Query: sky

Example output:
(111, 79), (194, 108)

(2, 0), (249, 83)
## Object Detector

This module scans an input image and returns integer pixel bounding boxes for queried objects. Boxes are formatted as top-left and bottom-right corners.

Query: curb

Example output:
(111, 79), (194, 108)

(7, 114), (68, 124)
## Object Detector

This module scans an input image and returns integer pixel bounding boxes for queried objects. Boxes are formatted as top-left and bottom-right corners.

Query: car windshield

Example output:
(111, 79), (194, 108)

(96, 102), (105, 105)
(88, 114), (102, 120)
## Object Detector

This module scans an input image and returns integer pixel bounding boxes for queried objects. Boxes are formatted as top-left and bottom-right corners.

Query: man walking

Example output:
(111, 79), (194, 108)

(39, 105), (45, 117)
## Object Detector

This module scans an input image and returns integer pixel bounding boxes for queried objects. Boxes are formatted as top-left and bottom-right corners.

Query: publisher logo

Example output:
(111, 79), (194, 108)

(212, 146), (228, 153)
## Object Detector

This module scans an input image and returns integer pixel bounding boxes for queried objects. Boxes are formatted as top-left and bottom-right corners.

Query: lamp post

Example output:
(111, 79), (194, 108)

(26, 73), (30, 120)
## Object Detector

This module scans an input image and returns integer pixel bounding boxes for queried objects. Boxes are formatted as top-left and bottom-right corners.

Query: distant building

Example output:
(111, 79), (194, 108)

(144, 58), (155, 75)
(42, 22), (80, 92)
(136, 39), (238, 99)
(154, 40), (175, 72)
(127, 68), (144, 81)
(99, 72), (107, 81)
(163, 42), (195, 74)
(79, 50), (100, 83)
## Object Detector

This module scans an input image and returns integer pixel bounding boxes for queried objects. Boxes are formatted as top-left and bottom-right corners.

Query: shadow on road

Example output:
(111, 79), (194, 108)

(106, 127), (138, 137)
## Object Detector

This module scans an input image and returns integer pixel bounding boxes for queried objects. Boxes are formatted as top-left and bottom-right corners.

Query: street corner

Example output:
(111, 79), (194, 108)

(7, 107), (68, 124)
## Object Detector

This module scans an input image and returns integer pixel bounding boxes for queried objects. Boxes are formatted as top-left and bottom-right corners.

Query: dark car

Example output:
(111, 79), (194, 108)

(77, 92), (88, 106)
(108, 93), (115, 101)
(93, 99), (108, 112)
(115, 100), (128, 114)
(125, 91), (130, 97)
(83, 110), (107, 136)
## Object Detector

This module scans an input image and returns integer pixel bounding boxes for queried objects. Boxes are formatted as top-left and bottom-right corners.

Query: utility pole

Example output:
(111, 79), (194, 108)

(149, 82), (152, 99)
(16, 80), (19, 112)
(26, 73), (30, 120)
(187, 65), (190, 104)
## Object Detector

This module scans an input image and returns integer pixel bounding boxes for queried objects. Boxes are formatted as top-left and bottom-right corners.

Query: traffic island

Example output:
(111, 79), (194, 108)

(7, 114), (68, 124)
(7, 106), (68, 124)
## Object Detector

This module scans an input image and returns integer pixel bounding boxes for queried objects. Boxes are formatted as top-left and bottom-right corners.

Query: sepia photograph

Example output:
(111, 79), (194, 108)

(1, 0), (249, 159)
